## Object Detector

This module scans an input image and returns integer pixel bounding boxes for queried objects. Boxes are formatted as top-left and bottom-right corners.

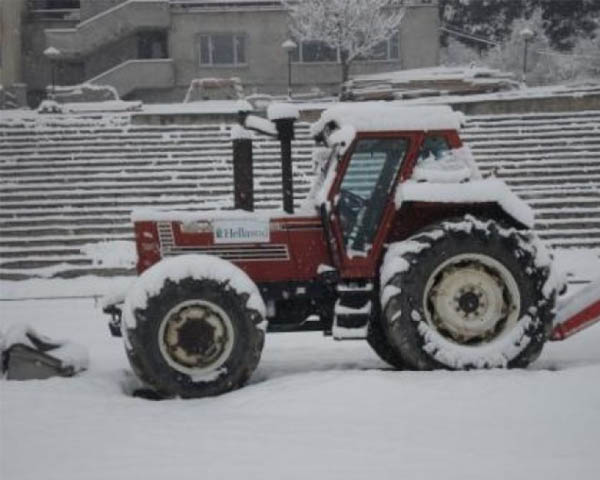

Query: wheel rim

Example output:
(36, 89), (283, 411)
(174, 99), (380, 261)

(158, 299), (235, 375)
(423, 253), (521, 345)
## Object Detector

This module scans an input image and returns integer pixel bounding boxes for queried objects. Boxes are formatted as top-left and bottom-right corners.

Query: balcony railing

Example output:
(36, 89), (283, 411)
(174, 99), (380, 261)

(45, 0), (170, 58)
(88, 59), (175, 98)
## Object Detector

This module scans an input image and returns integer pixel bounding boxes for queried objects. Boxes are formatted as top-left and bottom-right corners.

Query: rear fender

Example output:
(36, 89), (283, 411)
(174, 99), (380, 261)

(393, 179), (534, 230)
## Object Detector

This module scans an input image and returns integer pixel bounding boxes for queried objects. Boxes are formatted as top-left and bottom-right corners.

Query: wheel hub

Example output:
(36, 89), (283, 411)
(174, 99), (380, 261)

(160, 301), (234, 372)
(424, 255), (520, 344)
(458, 290), (480, 314)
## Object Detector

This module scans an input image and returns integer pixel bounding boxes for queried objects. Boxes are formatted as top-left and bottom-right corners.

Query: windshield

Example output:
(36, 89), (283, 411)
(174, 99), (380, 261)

(338, 138), (408, 254)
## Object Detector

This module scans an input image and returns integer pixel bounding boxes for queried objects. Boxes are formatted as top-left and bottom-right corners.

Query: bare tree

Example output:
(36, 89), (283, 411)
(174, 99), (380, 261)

(283, 0), (406, 84)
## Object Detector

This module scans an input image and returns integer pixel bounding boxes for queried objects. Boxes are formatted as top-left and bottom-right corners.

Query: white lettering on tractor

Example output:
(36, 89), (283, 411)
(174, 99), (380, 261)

(213, 219), (270, 244)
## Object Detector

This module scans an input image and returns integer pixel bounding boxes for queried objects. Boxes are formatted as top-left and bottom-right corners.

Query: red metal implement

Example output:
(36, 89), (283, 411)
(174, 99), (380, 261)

(551, 278), (600, 341)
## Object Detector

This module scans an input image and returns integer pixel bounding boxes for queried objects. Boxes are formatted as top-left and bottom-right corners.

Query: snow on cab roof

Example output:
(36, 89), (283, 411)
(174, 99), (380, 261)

(310, 103), (463, 138)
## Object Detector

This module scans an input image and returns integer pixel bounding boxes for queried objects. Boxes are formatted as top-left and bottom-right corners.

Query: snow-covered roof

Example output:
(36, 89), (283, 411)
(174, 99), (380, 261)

(310, 103), (463, 138)
(142, 100), (253, 115)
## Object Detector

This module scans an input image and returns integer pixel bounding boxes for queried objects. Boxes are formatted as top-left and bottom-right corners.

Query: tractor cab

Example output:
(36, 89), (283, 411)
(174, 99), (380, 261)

(308, 103), (481, 280)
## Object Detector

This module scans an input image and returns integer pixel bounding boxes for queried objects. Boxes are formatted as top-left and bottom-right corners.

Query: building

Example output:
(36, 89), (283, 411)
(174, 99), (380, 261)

(1, 0), (440, 106)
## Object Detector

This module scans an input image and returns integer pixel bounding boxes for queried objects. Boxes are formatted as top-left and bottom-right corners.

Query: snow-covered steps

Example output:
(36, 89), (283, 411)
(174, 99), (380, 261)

(1, 109), (599, 280)
(463, 111), (600, 254)
(0, 113), (315, 279)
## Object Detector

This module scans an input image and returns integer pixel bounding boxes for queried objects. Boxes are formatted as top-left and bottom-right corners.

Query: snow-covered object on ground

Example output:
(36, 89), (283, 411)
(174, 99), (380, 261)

(183, 77), (244, 103)
(310, 103), (463, 139)
(267, 103), (300, 121)
(123, 254), (266, 329)
(2, 324), (89, 372)
(395, 178), (535, 228)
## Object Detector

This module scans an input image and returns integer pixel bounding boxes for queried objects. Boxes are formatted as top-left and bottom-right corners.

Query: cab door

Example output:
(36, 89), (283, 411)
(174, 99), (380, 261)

(325, 132), (419, 279)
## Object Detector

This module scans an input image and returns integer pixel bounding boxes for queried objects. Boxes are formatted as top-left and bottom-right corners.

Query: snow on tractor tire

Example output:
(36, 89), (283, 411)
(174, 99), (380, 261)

(103, 102), (600, 398)
(122, 255), (266, 398)
(379, 215), (557, 370)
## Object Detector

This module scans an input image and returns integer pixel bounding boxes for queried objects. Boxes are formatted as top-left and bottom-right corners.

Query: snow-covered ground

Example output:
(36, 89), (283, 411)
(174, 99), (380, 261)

(1, 275), (600, 480)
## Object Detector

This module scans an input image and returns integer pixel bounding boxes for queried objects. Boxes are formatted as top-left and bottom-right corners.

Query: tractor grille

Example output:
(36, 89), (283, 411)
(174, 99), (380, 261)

(157, 221), (290, 261)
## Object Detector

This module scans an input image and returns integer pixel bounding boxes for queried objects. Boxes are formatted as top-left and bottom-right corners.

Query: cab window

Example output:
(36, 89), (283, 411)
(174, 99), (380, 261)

(417, 135), (451, 164)
(338, 138), (408, 254)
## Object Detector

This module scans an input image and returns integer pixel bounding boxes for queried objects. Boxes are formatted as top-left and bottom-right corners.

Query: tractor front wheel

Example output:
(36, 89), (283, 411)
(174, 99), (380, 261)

(122, 257), (265, 398)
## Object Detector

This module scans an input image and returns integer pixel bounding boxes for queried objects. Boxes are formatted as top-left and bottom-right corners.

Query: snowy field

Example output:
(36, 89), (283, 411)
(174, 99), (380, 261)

(1, 275), (600, 480)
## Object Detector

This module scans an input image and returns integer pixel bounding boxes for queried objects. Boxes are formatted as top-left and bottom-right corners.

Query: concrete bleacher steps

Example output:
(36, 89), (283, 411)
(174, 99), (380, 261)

(464, 111), (600, 250)
(0, 113), (315, 279)
(1, 110), (599, 280)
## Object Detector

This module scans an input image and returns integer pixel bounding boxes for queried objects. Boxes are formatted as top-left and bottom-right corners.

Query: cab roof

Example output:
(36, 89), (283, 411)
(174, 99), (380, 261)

(310, 103), (463, 139)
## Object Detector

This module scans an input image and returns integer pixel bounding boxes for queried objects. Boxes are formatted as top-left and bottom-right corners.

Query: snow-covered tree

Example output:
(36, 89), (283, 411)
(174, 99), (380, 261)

(484, 10), (558, 85)
(440, 38), (485, 67)
(441, 9), (600, 85)
(569, 30), (600, 80)
(282, 0), (405, 83)
(439, 0), (600, 51)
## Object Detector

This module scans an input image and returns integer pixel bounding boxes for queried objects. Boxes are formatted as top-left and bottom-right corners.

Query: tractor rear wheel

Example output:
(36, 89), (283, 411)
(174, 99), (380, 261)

(380, 216), (557, 370)
(366, 317), (405, 369)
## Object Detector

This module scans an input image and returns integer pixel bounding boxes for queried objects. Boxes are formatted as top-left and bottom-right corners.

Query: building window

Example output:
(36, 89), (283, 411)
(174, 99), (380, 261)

(292, 41), (338, 63)
(368, 33), (400, 61)
(138, 31), (168, 59)
(292, 33), (400, 63)
(199, 34), (246, 66)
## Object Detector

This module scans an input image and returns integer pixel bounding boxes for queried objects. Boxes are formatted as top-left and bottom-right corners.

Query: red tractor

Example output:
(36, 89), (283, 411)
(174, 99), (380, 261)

(104, 103), (600, 398)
